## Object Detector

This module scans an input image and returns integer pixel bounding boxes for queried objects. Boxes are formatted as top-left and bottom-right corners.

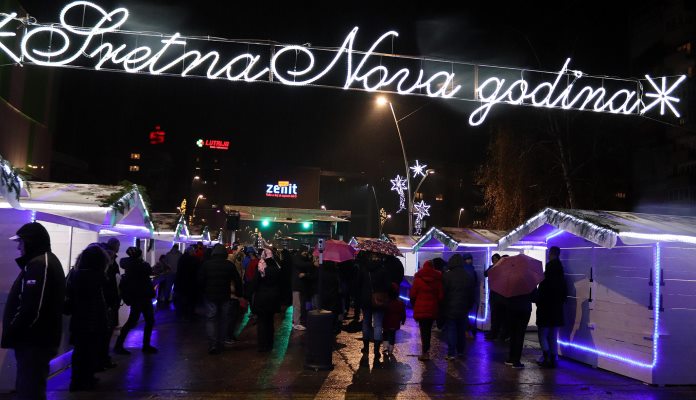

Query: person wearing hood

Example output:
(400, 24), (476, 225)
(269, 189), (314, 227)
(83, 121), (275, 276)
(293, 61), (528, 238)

(64, 244), (110, 391)
(2, 222), (66, 400)
(357, 251), (389, 363)
(199, 244), (242, 354)
(409, 260), (443, 361)
(441, 254), (477, 360)
(113, 247), (158, 355)
(175, 245), (201, 320)
(99, 238), (121, 371)
(250, 248), (282, 352)
(535, 246), (568, 368)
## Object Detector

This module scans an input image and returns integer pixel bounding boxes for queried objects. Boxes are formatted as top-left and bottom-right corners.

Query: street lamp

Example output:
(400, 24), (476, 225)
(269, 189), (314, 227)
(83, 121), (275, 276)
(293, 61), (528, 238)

(458, 208), (465, 228)
(190, 194), (205, 224)
(377, 96), (413, 237)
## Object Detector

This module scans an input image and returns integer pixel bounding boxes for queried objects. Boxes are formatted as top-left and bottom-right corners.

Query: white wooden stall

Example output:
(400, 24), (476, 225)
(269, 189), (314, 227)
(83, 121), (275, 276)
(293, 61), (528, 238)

(498, 207), (696, 385)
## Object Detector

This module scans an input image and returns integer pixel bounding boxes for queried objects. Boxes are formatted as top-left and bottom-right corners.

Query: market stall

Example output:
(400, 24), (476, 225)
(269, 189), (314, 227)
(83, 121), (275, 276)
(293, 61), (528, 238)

(498, 207), (696, 385)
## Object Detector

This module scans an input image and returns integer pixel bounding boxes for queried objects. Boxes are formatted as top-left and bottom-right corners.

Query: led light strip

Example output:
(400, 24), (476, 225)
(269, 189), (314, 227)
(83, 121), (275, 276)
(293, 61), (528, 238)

(558, 242), (661, 369)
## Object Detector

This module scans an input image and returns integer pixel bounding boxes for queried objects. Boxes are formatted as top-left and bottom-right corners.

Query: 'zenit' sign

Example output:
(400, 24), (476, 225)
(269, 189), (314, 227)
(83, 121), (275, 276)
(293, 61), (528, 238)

(266, 181), (298, 198)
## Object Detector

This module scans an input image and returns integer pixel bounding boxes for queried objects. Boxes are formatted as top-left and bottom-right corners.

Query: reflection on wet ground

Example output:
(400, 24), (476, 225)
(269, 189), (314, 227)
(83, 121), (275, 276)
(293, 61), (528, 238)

(44, 305), (696, 399)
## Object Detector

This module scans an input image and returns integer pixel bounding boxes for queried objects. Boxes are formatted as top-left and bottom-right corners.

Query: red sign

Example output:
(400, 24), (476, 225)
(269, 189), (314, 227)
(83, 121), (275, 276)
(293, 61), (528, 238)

(149, 126), (165, 144)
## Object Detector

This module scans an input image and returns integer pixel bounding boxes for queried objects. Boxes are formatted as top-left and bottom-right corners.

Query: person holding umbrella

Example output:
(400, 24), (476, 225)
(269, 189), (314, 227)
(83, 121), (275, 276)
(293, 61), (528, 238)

(487, 254), (544, 369)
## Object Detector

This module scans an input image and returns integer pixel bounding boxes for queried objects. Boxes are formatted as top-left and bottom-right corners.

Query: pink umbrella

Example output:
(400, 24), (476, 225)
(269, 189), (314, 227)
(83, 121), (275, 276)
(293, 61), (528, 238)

(313, 239), (356, 263)
(487, 254), (544, 298)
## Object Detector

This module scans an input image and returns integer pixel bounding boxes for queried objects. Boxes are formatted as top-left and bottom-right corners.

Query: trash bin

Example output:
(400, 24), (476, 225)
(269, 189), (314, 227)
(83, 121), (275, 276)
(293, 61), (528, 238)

(304, 309), (334, 371)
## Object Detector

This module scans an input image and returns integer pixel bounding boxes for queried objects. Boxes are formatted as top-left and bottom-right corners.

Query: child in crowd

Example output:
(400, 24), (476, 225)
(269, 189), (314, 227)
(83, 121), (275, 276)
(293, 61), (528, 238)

(382, 286), (406, 356)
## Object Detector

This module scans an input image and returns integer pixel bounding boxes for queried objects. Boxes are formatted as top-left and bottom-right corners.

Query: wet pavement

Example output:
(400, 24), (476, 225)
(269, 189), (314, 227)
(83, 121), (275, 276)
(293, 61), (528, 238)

(24, 306), (696, 399)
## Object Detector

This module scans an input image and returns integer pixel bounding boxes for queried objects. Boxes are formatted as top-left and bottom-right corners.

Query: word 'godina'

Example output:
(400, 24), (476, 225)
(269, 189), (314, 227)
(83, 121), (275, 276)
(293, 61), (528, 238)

(0, 1), (687, 126)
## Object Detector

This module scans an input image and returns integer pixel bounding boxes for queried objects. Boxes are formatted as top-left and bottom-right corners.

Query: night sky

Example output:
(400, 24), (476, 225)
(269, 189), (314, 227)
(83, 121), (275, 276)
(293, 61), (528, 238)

(13, 0), (660, 218)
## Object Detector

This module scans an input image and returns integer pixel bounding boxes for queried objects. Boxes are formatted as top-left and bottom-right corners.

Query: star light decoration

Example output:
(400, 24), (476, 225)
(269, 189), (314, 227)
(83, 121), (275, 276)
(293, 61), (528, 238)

(412, 200), (431, 236)
(410, 160), (427, 178)
(390, 174), (408, 213)
(641, 75), (687, 117)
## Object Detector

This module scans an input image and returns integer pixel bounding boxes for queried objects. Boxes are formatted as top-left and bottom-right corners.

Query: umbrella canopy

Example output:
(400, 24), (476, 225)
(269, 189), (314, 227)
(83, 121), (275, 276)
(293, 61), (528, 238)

(356, 239), (403, 257)
(487, 254), (544, 298)
(313, 239), (356, 263)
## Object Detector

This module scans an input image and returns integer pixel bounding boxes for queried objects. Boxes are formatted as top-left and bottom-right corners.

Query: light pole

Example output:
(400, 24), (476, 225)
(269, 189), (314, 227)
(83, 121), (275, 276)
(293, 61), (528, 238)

(190, 194), (205, 225)
(458, 208), (465, 228)
(377, 96), (412, 236)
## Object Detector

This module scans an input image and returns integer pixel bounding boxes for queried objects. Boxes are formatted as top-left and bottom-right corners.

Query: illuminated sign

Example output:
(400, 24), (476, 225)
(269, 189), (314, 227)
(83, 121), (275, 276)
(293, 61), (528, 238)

(196, 139), (229, 150)
(266, 181), (298, 198)
(0, 1), (687, 126)
(149, 125), (165, 144)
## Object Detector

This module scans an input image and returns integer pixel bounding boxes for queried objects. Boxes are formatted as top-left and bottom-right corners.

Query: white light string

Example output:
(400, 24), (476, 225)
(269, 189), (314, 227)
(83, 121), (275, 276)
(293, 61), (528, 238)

(0, 2), (687, 126)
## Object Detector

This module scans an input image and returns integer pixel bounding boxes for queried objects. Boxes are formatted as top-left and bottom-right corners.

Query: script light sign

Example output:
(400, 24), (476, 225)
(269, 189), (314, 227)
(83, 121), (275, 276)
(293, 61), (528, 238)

(0, 1), (687, 126)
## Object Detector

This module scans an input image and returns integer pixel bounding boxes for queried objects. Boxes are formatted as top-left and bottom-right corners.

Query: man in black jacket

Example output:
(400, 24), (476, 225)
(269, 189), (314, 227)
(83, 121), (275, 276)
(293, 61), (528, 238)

(113, 247), (157, 355)
(2, 222), (66, 400)
(442, 254), (477, 360)
(199, 244), (242, 354)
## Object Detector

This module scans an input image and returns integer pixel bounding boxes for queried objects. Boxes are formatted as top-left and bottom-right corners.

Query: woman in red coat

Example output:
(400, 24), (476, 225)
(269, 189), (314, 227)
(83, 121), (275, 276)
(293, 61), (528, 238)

(409, 260), (444, 360)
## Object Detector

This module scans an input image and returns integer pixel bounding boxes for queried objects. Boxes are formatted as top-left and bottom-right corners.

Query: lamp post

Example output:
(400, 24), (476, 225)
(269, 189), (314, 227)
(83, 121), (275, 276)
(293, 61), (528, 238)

(458, 208), (465, 228)
(190, 194), (205, 225)
(377, 96), (412, 236)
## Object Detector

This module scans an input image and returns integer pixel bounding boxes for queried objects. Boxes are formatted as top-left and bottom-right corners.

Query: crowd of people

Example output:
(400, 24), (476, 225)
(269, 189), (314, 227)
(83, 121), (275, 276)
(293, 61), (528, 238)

(1, 221), (568, 400)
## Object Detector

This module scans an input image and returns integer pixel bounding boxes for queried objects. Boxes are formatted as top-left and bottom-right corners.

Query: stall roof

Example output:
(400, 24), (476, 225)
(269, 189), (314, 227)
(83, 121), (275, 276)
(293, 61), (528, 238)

(388, 234), (418, 250)
(1, 181), (154, 237)
(223, 205), (351, 223)
(152, 213), (189, 241)
(413, 227), (506, 252)
(498, 207), (696, 250)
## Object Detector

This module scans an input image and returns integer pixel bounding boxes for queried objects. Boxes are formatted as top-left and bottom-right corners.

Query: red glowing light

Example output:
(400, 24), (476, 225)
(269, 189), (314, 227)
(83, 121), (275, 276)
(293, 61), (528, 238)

(149, 125), (165, 144)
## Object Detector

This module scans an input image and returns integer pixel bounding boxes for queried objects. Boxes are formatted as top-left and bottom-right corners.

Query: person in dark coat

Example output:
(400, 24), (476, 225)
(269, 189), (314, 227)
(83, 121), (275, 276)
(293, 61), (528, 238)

(113, 247), (158, 355)
(250, 249), (282, 352)
(279, 249), (293, 307)
(505, 291), (533, 369)
(65, 244), (110, 391)
(462, 254), (479, 338)
(431, 257), (447, 330)
(409, 260), (443, 360)
(318, 260), (342, 333)
(99, 238), (121, 371)
(2, 222), (65, 400)
(442, 254), (477, 360)
(485, 253), (509, 341)
(291, 247), (312, 330)
(357, 252), (389, 363)
(384, 255), (405, 295)
(535, 246), (567, 368)
(199, 244), (242, 354)
(175, 246), (200, 320)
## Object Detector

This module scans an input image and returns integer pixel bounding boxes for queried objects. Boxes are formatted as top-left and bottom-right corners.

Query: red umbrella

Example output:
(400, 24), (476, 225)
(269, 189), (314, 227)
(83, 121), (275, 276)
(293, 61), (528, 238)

(487, 254), (544, 298)
(356, 239), (403, 257)
(313, 239), (356, 263)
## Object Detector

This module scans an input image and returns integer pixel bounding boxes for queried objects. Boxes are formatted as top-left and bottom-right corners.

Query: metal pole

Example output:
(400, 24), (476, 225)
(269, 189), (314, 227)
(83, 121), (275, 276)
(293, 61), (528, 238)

(388, 102), (412, 237)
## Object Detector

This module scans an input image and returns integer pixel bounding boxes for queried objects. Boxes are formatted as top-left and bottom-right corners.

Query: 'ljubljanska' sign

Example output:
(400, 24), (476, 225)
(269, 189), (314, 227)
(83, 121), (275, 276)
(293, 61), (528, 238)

(0, 1), (687, 126)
